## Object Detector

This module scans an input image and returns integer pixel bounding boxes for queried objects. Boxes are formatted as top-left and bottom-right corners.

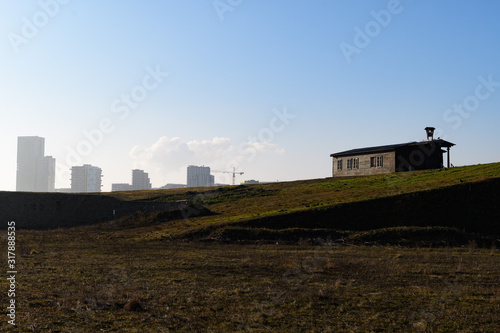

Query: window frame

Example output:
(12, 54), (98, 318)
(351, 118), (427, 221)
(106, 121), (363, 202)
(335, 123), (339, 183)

(337, 159), (343, 170)
(370, 155), (384, 168)
(377, 155), (383, 167)
(347, 158), (359, 170)
(353, 158), (359, 169)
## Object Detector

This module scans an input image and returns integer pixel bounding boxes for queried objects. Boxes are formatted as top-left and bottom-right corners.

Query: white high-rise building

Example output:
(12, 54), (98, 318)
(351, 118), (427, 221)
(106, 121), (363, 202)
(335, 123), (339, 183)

(132, 169), (152, 190)
(70, 165), (103, 193)
(36, 156), (56, 192)
(16, 136), (55, 192)
(187, 165), (214, 188)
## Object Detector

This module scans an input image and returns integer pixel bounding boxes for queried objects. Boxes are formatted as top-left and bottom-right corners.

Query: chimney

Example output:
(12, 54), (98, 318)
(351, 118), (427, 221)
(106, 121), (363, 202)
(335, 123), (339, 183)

(425, 127), (435, 141)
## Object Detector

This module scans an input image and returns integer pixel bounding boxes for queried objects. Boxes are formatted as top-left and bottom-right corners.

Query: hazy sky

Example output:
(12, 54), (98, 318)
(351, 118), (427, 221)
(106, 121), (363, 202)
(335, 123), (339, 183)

(1, 1), (499, 191)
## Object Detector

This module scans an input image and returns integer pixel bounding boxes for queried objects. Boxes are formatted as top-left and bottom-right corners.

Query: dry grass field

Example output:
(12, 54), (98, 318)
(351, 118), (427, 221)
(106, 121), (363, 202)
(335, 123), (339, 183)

(1, 234), (499, 332)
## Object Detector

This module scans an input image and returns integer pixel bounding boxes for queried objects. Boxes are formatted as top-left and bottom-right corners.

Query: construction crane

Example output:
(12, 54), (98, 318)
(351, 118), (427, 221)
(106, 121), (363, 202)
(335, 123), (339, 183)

(212, 167), (244, 186)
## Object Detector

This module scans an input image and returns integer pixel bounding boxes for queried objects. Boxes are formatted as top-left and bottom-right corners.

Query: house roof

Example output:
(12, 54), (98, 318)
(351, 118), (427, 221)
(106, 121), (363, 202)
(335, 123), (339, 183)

(330, 139), (455, 158)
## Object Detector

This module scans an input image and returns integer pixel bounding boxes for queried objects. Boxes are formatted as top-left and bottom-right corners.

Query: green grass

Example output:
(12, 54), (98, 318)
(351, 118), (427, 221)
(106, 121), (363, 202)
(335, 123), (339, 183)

(98, 163), (500, 241)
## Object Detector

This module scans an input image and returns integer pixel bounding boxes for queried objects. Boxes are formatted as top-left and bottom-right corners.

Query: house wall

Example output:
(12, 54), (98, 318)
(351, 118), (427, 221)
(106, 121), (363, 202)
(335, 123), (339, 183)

(395, 143), (444, 172)
(332, 151), (396, 177)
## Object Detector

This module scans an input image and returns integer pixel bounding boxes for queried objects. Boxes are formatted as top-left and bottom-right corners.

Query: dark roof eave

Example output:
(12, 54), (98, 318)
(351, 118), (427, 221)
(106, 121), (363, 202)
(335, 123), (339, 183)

(330, 139), (456, 158)
(330, 148), (396, 158)
(432, 139), (455, 148)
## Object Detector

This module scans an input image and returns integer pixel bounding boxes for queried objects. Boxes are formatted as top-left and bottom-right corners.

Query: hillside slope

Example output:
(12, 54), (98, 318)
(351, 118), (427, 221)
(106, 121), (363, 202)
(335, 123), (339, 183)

(3, 163), (500, 245)
(108, 163), (500, 245)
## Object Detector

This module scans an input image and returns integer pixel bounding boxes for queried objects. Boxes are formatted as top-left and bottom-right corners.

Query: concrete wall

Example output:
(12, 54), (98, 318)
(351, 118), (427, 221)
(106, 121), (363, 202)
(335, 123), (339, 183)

(0, 192), (183, 230)
(332, 151), (396, 177)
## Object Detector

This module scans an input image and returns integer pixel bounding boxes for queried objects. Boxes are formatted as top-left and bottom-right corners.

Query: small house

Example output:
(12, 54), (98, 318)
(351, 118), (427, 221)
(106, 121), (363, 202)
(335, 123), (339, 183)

(330, 127), (455, 177)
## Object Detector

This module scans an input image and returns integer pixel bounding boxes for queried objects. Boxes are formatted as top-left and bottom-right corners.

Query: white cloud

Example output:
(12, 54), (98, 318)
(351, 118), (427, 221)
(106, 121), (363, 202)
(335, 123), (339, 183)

(243, 141), (285, 155)
(187, 137), (233, 159)
(129, 136), (285, 186)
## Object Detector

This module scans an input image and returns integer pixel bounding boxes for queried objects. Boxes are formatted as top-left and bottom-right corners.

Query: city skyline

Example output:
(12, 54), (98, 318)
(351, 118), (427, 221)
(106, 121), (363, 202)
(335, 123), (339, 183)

(14, 135), (237, 192)
(1, 2), (499, 192)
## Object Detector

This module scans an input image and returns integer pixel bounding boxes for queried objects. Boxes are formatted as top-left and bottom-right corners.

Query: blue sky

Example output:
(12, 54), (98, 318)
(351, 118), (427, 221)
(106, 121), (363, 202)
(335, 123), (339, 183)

(1, 1), (499, 191)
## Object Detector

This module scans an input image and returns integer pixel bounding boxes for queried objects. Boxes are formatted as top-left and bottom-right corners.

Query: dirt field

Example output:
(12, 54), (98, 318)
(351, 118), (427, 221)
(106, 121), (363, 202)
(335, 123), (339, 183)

(1, 230), (499, 332)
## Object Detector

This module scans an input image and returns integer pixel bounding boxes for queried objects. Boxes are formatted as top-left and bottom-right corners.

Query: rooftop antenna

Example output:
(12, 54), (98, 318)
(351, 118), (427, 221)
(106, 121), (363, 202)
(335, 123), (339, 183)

(425, 127), (435, 141)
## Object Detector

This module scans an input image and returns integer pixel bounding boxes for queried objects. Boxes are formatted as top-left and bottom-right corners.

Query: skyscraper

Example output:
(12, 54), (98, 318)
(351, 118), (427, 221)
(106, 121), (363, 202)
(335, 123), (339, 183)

(16, 136), (55, 192)
(70, 165), (103, 193)
(132, 169), (152, 190)
(36, 156), (56, 192)
(187, 165), (214, 188)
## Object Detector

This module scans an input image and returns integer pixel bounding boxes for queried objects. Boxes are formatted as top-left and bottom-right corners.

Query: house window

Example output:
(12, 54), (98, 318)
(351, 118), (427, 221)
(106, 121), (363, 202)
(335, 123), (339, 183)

(337, 160), (342, 170)
(377, 156), (383, 167)
(347, 158), (359, 170)
(371, 156), (384, 168)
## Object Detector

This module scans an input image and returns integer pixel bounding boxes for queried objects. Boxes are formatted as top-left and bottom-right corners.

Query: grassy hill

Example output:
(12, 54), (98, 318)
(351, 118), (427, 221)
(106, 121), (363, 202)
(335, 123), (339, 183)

(4, 163), (499, 245)
(94, 163), (500, 246)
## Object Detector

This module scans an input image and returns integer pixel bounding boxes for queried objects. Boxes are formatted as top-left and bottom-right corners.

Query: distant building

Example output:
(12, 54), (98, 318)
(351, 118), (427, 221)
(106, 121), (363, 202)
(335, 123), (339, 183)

(54, 188), (72, 193)
(132, 169), (152, 190)
(111, 183), (133, 192)
(330, 127), (455, 177)
(187, 165), (214, 188)
(242, 180), (259, 185)
(16, 136), (55, 192)
(160, 183), (187, 190)
(36, 156), (56, 192)
(111, 169), (152, 192)
(71, 164), (103, 193)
